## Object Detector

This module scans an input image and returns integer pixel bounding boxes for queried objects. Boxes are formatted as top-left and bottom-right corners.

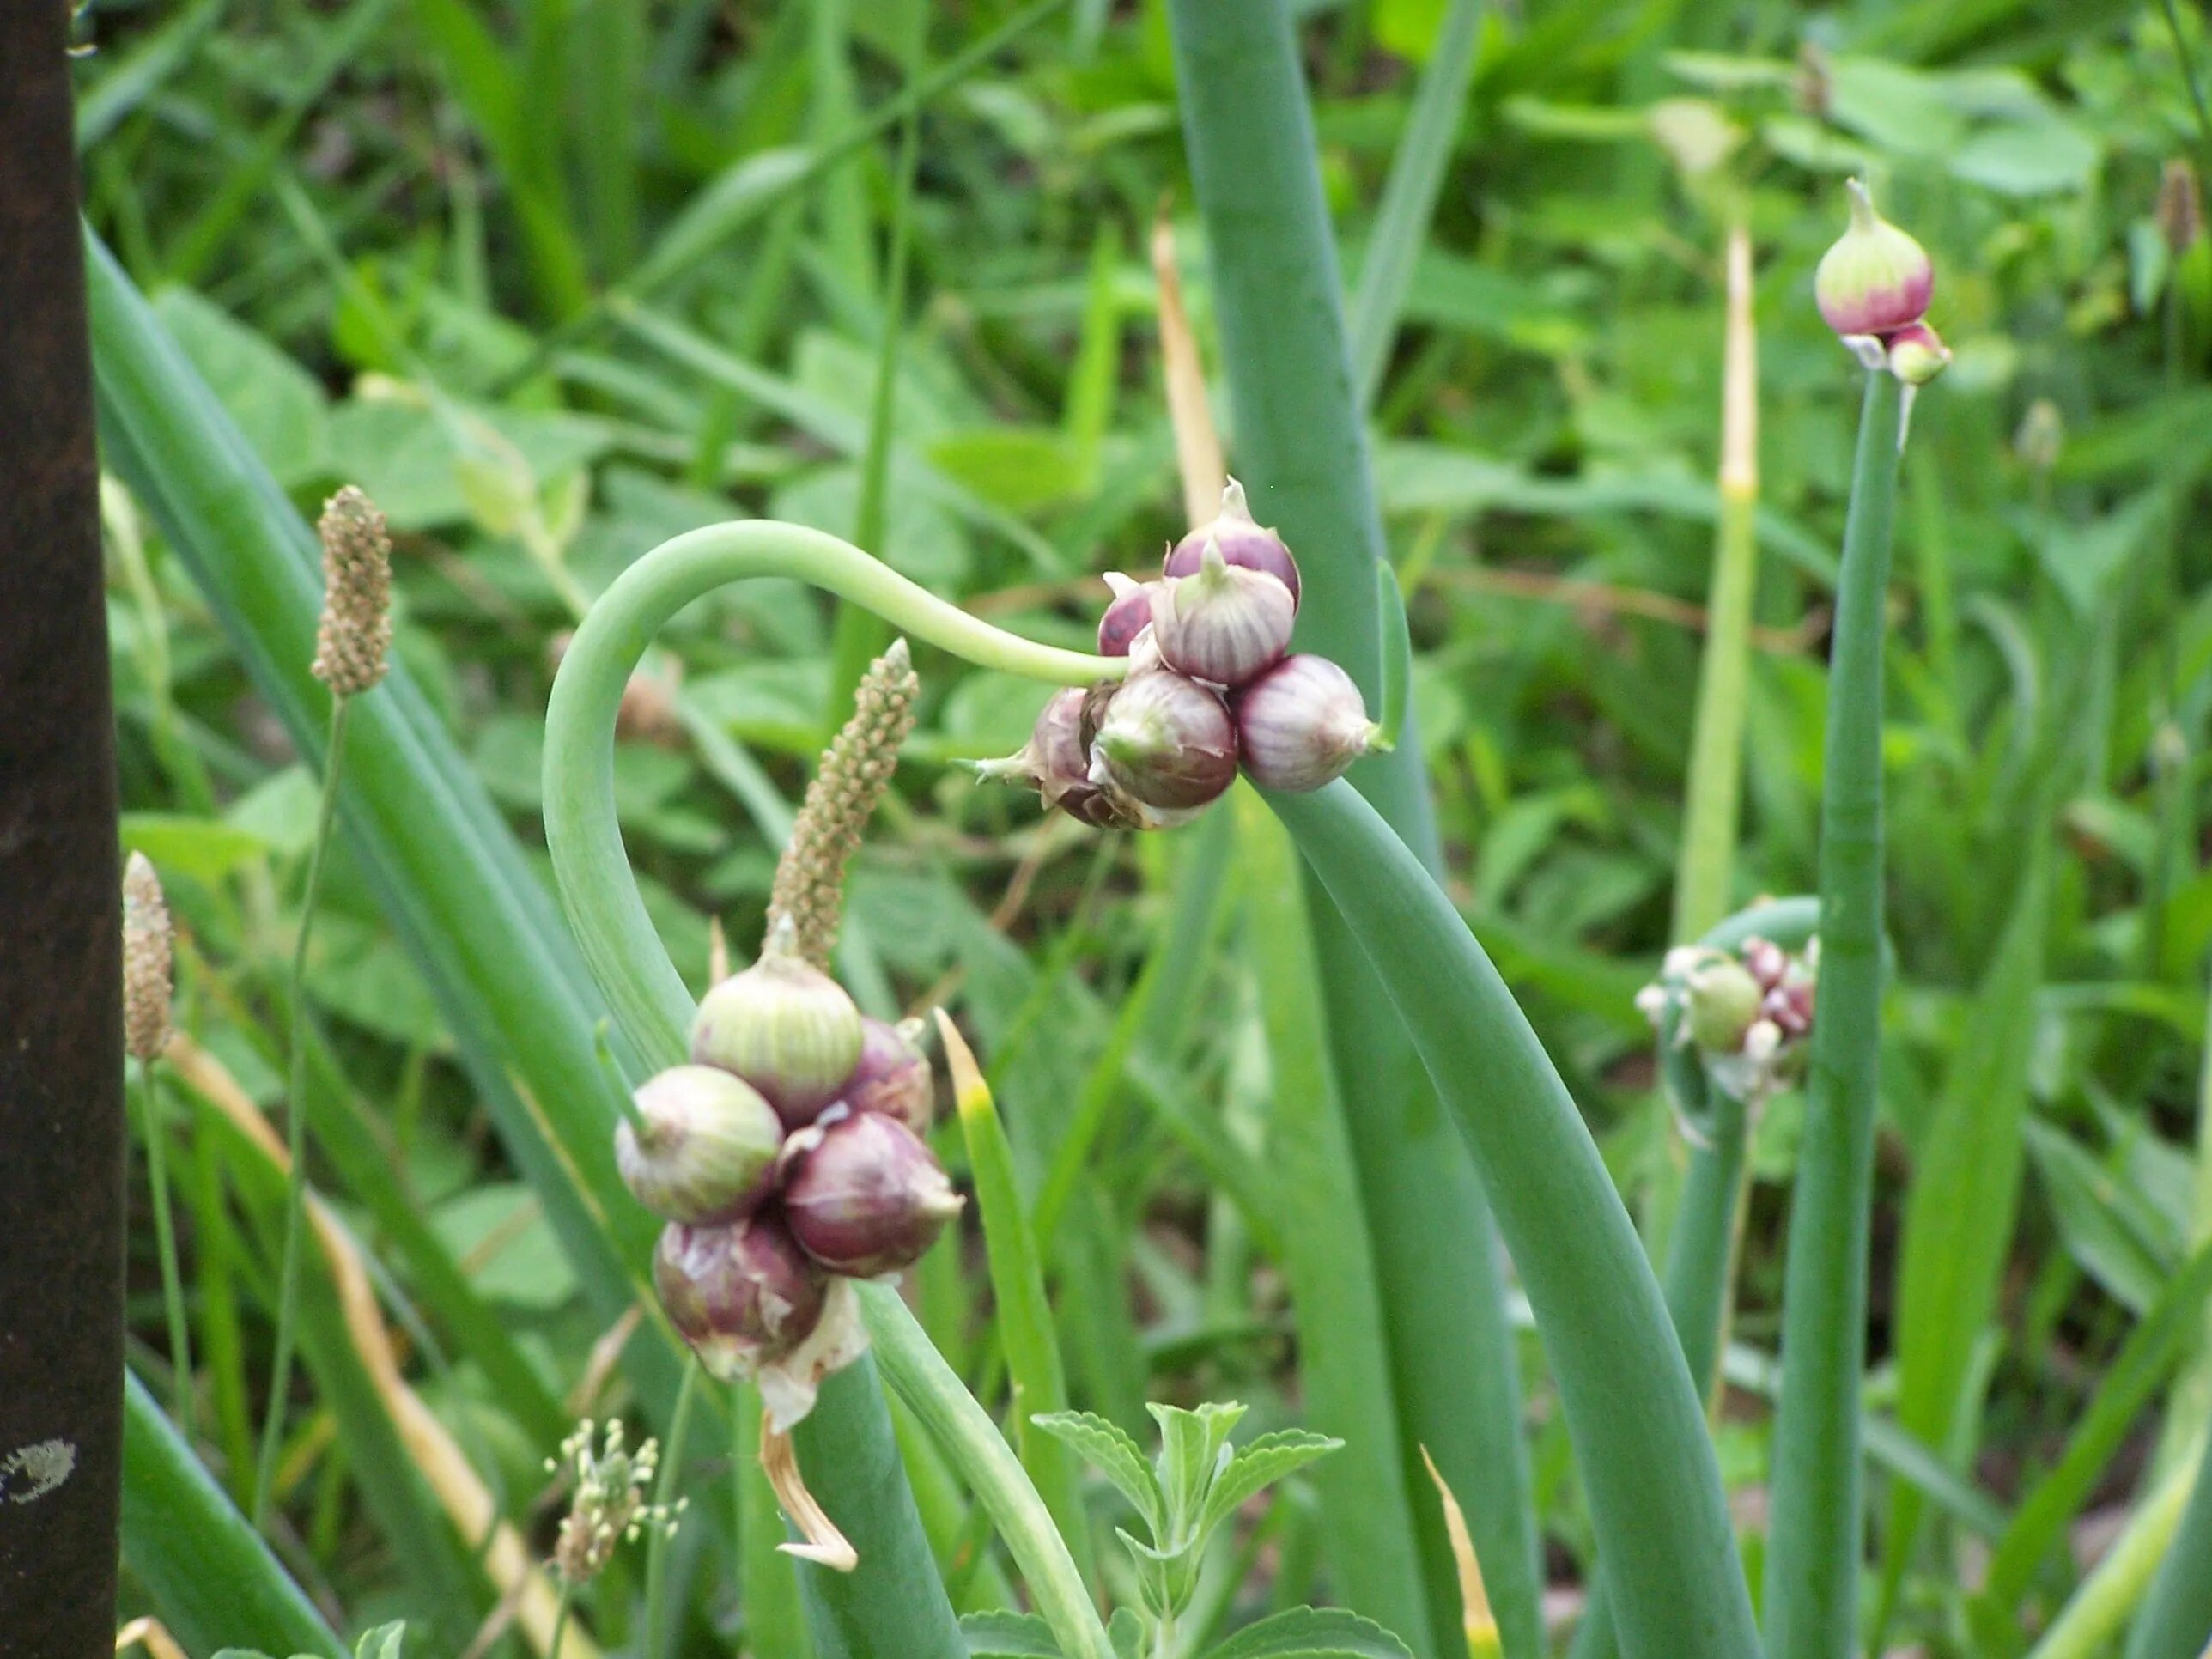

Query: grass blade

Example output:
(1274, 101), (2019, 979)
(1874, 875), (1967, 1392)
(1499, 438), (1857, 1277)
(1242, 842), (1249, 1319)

(939, 1012), (1092, 1586)
(2027, 1435), (2203, 1659)
(863, 1288), (1116, 1659)
(1346, 0), (1486, 414)
(2125, 1430), (2212, 1659)
(1762, 368), (1906, 1659)
(1268, 781), (1760, 1659)
(1974, 1237), (2212, 1644)
(1164, 4), (1541, 1649)
(1877, 827), (2050, 1638)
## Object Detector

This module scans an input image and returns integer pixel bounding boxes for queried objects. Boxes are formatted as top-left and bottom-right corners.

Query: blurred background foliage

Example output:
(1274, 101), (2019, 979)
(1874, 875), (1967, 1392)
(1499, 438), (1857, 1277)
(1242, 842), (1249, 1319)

(78, 0), (2212, 1651)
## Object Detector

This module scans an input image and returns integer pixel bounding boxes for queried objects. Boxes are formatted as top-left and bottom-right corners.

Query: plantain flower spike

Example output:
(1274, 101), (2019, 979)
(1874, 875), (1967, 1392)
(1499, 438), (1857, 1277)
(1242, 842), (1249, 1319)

(768, 639), (918, 970)
(545, 1418), (684, 1586)
(122, 852), (174, 1064)
(312, 485), (393, 697)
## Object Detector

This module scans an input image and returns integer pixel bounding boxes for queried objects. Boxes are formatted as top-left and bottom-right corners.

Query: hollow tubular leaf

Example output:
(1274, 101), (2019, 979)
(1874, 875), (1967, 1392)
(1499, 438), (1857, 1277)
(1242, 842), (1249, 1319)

(1266, 781), (1760, 1659)
(1164, 3), (1539, 1648)
(120, 1371), (344, 1659)
(1762, 369), (1906, 1659)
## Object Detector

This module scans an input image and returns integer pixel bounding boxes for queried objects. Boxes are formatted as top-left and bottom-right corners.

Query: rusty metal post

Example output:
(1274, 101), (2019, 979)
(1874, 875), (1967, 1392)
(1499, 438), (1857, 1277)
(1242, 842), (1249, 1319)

(0, 1), (130, 1648)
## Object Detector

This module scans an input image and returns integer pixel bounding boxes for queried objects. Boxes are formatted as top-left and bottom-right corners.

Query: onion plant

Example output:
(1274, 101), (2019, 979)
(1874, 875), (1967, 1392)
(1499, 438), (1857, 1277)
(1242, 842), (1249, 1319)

(94, 7), (2212, 1656)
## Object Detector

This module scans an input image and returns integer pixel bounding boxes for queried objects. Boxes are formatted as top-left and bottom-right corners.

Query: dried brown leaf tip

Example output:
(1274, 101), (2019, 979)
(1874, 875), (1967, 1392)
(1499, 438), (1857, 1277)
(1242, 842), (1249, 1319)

(313, 484), (393, 697)
(768, 639), (918, 969)
(122, 851), (174, 1063)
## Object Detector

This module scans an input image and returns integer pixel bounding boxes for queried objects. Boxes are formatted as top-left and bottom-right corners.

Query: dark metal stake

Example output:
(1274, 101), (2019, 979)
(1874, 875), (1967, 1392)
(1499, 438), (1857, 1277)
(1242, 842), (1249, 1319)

(0, 2), (129, 1648)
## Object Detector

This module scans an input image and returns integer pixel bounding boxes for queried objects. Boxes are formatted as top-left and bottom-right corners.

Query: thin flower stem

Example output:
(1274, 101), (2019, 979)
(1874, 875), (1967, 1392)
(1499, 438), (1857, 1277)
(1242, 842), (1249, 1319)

(642, 1361), (702, 1659)
(1761, 368), (1906, 1659)
(252, 693), (352, 1528)
(136, 1056), (194, 1428)
(549, 1584), (572, 1659)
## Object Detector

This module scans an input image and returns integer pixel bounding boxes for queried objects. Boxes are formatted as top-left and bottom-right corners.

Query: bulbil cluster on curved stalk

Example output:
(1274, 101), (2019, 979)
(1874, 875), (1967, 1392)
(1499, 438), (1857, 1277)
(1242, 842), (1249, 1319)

(1816, 179), (1952, 386)
(1638, 933), (1820, 1109)
(621, 920), (961, 1427)
(981, 479), (1384, 828)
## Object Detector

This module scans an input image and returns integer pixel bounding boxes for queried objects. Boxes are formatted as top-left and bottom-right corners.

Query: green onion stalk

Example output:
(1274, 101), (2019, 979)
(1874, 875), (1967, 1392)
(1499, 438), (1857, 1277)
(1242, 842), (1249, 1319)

(1759, 370), (1905, 1656)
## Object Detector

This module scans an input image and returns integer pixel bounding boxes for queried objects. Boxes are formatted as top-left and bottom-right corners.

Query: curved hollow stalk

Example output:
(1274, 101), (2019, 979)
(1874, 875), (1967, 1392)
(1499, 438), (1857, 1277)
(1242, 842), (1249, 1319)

(1571, 898), (1819, 1659)
(543, 520), (1761, 1656)
(1761, 369), (1907, 1659)
(540, 523), (1114, 1659)
(1267, 782), (1761, 1659)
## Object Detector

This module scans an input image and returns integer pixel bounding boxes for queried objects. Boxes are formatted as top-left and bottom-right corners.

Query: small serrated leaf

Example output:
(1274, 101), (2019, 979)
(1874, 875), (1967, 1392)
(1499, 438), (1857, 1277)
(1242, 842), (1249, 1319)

(961, 1609), (1064, 1657)
(1195, 1430), (1343, 1543)
(1146, 1400), (1244, 1530)
(1202, 1607), (1416, 1659)
(1033, 1411), (1164, 1534)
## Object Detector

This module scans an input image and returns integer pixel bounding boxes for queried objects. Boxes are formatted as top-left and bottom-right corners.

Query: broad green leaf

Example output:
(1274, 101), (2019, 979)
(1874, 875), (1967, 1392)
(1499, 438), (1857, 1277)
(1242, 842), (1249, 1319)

(1204, 1607), (1416, 1659)
(1033, 1410), (1164, 1536)
(120, 812), (270, 883)
(149, 287), (330, 487)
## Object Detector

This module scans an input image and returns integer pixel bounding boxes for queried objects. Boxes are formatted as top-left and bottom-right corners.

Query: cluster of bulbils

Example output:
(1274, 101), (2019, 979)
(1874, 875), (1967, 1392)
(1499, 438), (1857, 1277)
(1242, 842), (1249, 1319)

(982, 480), (1382, 829)
(617, 922), (962, 1425)
(1638, 933), (1820, 1104)
(1814, 179), (1951, 386)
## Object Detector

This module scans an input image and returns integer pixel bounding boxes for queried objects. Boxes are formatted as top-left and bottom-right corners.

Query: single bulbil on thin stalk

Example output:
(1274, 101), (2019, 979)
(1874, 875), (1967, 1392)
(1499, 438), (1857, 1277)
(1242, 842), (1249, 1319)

(256, 483), (394, 1528)
(1814, 179), (1935, 341)
(124, 852), (192, 1425)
